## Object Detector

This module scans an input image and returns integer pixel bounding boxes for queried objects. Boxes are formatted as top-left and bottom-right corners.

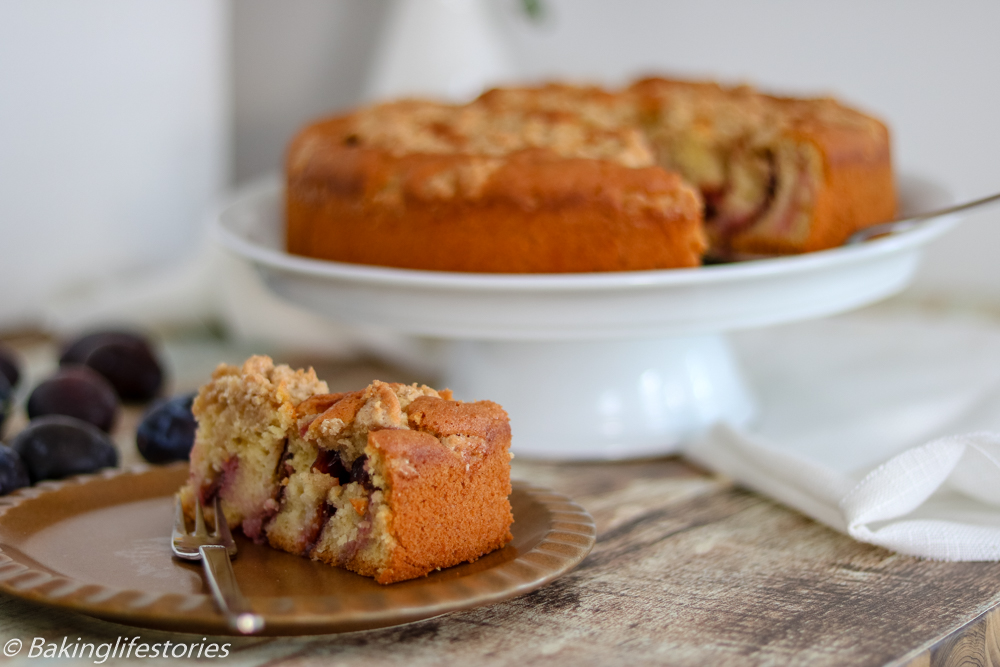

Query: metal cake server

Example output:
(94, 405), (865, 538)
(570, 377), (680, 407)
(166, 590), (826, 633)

(846, 190), (1000, 245)
(711, 190), (1000, 263)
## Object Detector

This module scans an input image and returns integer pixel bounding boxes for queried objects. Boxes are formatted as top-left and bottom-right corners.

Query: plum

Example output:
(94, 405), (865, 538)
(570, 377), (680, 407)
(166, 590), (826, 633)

(0, 344), (20, 388)
(136, 393), (197, 464)
(0, 444), (28, 494)
(9, 415), (118, 483)
(0, 373), (11, 434)
(27, 366), (119, 432)
(60, 330), (164, 402)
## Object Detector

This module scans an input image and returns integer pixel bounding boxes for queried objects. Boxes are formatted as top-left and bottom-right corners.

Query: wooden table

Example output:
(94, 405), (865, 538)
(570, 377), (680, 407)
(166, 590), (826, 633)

(2, 341), (999, 666)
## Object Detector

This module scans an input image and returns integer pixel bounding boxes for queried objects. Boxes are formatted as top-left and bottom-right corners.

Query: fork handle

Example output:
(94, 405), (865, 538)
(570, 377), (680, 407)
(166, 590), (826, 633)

(198, 545), (265, 634)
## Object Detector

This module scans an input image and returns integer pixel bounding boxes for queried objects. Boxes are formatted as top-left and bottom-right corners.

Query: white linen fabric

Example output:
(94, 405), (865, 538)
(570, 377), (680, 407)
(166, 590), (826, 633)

(684, 305), (1000, 561)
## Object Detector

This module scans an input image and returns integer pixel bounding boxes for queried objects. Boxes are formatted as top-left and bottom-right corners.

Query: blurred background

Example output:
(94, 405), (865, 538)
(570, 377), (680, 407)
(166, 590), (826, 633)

(2, 0), (999, 344)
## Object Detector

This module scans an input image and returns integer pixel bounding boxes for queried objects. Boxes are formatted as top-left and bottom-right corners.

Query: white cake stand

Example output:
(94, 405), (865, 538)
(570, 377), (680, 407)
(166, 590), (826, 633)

(215, 175), (957, 460)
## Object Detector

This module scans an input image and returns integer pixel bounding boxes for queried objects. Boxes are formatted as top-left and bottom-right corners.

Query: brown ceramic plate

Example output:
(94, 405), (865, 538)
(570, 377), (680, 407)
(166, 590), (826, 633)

(0, 464), (595, 636)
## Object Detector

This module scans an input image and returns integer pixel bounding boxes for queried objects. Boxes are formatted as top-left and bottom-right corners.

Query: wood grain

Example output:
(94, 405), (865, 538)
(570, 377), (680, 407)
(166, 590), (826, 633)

(1, 455), (998, 666)
(2, 345), (999, 665)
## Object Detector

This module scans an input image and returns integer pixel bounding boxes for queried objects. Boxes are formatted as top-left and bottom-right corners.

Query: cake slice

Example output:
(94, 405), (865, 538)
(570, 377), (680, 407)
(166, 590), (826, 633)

(180, 357), (514, 584)
(178, 355), (328, 541)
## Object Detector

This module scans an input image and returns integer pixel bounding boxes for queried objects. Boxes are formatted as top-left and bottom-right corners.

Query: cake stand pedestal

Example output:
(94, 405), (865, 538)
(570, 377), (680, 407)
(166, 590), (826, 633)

(216, 175), (956, 460)
(444, 335), (754, 459)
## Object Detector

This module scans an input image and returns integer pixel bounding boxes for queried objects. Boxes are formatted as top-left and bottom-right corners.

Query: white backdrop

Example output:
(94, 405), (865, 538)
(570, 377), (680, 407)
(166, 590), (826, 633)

(0, 0), (230, 329)
(1, 1), (996, 334)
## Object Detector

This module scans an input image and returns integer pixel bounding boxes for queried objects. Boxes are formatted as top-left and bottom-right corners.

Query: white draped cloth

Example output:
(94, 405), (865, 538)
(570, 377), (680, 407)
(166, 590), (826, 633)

(685, 306), (1000, 560)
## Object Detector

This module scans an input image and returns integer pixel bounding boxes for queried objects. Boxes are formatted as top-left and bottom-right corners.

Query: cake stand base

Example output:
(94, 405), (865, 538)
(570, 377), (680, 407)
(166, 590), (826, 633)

(443, 334), (756, 460)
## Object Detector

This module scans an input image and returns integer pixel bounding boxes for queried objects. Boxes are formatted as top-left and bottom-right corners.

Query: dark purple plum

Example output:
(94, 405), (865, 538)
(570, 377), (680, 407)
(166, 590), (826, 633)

(9, 415), (118, 483)
(60, 330), (144, 365)
(0, 372), (11, 434)
(27, 366), (120, 432)
(60, 330), (164, 402)
(84, 340), (163, 402)
(136, 393), (197, 464)
(0, 344), (20, 388)
(0, 444), (28, 494)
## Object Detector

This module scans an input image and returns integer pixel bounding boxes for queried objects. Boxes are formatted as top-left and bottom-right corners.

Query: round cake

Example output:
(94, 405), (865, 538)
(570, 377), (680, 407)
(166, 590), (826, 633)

(285, 77), (896, 272)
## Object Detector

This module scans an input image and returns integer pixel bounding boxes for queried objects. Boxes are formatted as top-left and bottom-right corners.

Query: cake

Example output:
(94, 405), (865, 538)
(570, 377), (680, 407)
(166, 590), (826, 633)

(178, 356), (514, 584)
(285, 77), (895, 270)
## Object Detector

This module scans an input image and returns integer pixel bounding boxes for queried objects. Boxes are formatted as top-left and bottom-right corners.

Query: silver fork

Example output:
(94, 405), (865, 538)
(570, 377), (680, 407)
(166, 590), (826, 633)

(171, 496), (265, 634)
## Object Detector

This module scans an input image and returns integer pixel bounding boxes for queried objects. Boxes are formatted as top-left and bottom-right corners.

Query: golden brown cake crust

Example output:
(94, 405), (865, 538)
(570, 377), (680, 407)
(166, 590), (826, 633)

(304, 389), (513, 584)
(287, 136), (706, 272)
(286, 76), (895, 268)
(627, 77), (896, 256)
(405, 395), (511, 444)
(369, 399), (513, 584)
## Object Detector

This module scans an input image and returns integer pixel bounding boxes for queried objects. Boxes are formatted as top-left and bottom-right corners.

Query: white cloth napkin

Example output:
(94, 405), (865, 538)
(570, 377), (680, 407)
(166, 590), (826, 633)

(684, 306), (1000, 561)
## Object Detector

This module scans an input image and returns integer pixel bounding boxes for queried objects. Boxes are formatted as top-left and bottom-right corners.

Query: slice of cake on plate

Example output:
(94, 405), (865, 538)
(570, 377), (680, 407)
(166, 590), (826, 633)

(179, 356), (513, 584)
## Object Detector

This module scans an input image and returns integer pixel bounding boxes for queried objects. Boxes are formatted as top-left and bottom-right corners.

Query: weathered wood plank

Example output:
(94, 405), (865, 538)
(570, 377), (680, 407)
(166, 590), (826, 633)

(3, 348), (1000, 666)
(904, 603), (1000, 667)
(2, 452), (1000, 666)
(511, 459), (1000, 667)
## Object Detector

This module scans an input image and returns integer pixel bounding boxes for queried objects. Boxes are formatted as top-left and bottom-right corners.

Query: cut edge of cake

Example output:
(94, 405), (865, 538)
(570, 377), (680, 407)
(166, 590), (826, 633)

(178, 355), (329, 541)
(179, 357), (514, 585)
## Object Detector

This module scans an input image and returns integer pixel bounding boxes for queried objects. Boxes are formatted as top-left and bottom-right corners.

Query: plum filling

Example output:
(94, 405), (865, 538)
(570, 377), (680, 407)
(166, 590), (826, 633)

(767, 160), (816, 236)
(713, 166), (777, 236)
(300, 452), (379, 564)
(277, 438), (294, 480)
(202, 452), (283, 544)
(351, 455), (373, 489)
(703, 149), (778, 257)
(337, 501), (375, 566)
(337, 457), (377, 561)
(297, 449), (378, 560)
(242, 499), (279, 543)
(312, 449), (373, 488)
(312, 448), (351, 485)
(198, 456), (239, 504)
(198, 478), (220, 506)
(702, 188), (721, 221)
(287, 383), (433, 570)
(303, 501), (337, 555)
